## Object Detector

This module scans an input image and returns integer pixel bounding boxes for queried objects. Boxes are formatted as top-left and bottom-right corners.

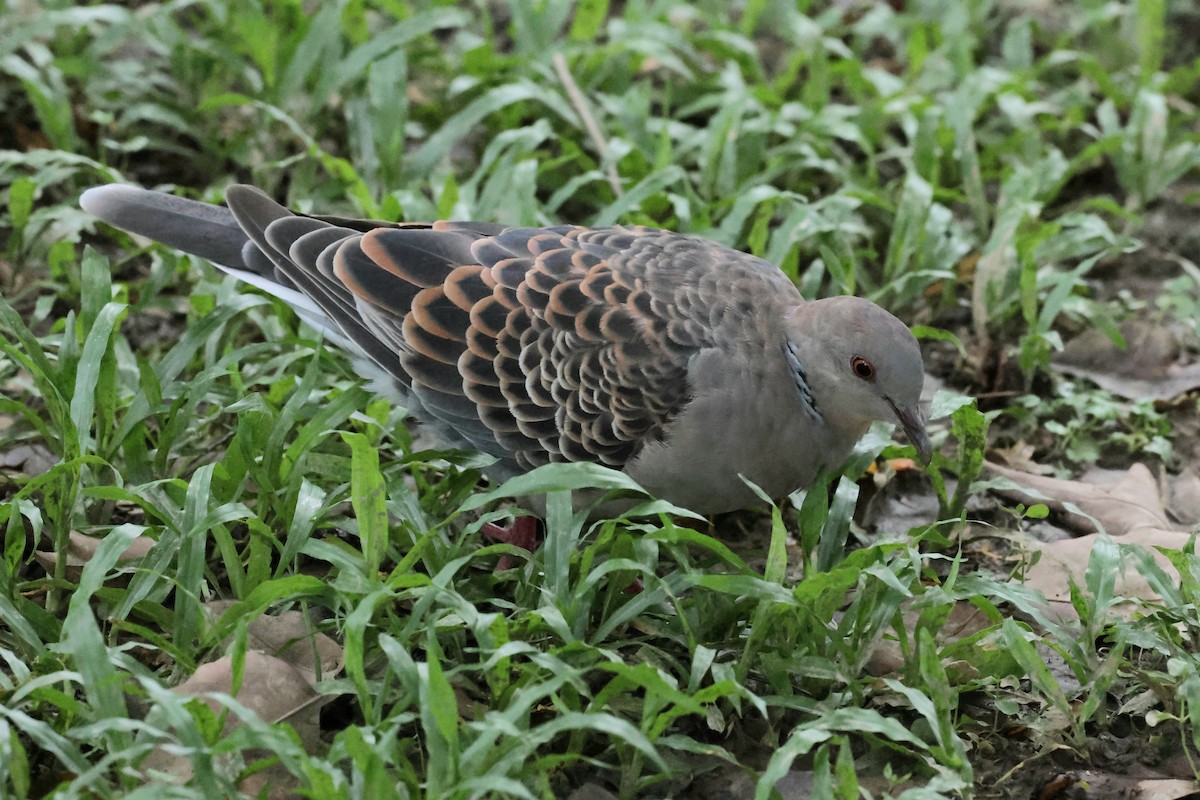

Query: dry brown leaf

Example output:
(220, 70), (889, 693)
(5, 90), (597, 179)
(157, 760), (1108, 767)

(1136, 778), (1200, 800)
(1001, 765), (1199, 800)
(567, 783), (620, 800)
(1022, 529), (1197, 623)
(988, 439), (1053, 475)
(34, 531), (157, 582)
(986, 461), (1194, 623)
(1053, 319), (1200, 401)
(986, 462), (1172, 536)
(867, 600), (992, 676)
(1164, 467), (1200, 527)
(204, 601), (344, 682)
(0, 442), (56, 476)
(141, 651), (326, 798)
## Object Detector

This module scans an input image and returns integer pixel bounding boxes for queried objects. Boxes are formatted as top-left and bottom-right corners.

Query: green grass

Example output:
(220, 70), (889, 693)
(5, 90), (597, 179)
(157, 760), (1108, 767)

(2, 0), (1200, 797)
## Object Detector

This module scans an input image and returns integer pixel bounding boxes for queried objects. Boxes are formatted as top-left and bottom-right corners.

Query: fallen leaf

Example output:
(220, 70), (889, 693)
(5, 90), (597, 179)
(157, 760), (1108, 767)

(141, 651), (326, 798)
(567, 784), (620, 800)
(1021, 529), (1197, 623)
(867, 600), (994, 677)
(1135, 778), (1200, 800)
(986, 462), (1195, 623)
(1164, 468), (1200, 527)
(205, 601), (344, 682)
(35, 531), (156, 582)
(989, 439), (1053, 475)
(1053, 319), (1200, 401)
(985, 462), (1172, 536)
(0, 442), (57, 476)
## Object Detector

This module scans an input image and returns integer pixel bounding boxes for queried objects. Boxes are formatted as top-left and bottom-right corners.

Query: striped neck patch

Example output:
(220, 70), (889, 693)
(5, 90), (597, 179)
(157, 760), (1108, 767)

(784, 341), (823, 423)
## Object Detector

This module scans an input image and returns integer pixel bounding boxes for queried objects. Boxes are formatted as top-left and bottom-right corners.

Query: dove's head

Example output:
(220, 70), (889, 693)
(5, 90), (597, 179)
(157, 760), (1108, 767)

(786, 296), (931, 464)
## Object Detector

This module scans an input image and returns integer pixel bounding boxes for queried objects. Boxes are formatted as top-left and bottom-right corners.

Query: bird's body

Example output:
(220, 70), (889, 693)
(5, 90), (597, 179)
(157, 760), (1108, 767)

(81, 184), (930, 514)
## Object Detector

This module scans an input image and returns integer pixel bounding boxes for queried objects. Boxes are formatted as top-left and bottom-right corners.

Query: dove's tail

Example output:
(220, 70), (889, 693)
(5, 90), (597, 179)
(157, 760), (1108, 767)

(80, 184), (336, 337)
(81, 185), (249, 270)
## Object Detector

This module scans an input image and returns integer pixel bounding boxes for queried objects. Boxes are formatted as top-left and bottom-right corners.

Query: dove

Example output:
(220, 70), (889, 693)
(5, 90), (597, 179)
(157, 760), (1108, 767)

(80, 184), (931, 520)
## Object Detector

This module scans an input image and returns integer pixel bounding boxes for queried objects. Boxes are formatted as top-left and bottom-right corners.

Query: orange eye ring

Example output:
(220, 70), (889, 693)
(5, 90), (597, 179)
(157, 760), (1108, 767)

(851, 355), (875, 381)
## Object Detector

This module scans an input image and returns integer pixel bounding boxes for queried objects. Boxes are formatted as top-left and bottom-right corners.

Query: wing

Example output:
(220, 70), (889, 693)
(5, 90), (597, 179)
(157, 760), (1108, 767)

(81, 183), (802, 473)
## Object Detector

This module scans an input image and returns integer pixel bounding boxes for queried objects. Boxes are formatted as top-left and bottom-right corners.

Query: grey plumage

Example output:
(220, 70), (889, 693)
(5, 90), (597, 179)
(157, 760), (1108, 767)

(81, 183), (931, 513)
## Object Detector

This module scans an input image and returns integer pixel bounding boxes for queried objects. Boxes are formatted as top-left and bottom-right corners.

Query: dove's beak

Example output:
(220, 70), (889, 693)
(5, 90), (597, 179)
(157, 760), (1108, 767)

(890, 401), (933, 466)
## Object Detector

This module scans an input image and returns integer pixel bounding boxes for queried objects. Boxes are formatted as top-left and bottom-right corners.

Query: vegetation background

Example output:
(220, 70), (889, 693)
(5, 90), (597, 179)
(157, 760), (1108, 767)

(1, 0), (1200, 797)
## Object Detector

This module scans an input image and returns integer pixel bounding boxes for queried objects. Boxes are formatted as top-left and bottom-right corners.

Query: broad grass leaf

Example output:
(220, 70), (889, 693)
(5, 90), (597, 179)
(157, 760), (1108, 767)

(458, 461), (650, 512)
(61, 524), (147, 742)
(341, 431), (388, 578)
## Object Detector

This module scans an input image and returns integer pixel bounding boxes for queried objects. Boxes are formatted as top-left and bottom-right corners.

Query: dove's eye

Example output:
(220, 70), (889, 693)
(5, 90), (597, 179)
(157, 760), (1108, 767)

(851, 355), (875, 381)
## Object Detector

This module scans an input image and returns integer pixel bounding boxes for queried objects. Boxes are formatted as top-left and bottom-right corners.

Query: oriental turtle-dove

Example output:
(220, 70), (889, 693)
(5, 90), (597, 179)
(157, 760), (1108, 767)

(81, 184), (931, 514)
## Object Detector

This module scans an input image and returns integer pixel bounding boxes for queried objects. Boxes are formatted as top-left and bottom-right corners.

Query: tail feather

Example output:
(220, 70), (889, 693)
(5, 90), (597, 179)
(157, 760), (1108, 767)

(80, 185), (250, 271)
(82, 184), (335, 335)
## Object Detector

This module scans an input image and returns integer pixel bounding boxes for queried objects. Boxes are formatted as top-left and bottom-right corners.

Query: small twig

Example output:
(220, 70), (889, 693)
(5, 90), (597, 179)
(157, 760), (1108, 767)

(990, 743), (1074, 789)
(552, 52), (622, 197)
